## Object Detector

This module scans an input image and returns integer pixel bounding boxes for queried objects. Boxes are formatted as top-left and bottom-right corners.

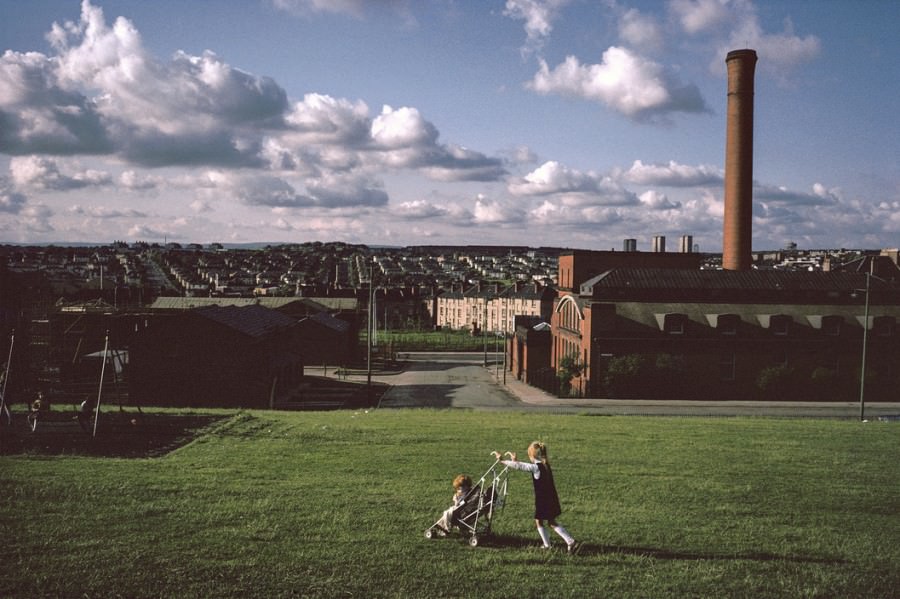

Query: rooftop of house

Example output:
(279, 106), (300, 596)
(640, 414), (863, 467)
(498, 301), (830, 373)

(194, 304), (297, 338)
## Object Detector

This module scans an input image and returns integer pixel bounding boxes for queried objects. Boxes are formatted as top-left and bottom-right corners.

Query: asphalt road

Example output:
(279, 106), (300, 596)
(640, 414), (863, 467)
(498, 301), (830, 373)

(374, 352), (519, 409)
(355, 352), (900, 419)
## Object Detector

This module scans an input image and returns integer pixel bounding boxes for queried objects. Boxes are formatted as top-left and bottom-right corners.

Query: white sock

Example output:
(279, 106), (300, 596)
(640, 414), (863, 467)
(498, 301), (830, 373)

(552, 525), (574, 546)
(537, 526), (551, 547)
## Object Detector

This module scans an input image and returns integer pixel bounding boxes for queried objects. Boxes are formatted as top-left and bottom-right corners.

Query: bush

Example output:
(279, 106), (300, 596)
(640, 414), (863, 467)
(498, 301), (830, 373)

(604, 354), (650, 398)
(756, 364), (797, 400)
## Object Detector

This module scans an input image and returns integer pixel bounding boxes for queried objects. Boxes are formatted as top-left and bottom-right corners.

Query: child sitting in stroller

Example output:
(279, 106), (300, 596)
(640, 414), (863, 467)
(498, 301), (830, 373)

(433, 474), (473, 535)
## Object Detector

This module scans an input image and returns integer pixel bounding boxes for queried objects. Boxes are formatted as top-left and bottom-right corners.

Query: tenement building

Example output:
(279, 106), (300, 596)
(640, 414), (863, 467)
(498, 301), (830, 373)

(436, 281), (555, 335)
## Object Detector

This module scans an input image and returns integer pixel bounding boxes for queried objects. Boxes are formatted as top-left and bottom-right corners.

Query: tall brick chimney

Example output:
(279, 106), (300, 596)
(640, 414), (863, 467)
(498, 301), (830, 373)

(722, 49), (757, 271)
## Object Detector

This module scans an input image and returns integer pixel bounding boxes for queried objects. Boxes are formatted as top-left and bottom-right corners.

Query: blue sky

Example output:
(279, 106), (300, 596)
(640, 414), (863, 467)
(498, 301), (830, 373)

(1, 0), (898, 252)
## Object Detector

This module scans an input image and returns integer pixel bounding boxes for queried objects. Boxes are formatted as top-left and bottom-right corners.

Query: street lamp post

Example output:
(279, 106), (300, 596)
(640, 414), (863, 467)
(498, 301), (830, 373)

(482, 297), (488, 367)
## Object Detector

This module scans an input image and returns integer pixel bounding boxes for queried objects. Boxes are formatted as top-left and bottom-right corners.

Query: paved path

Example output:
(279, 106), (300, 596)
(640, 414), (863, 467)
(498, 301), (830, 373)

(344, 352), (900, 420)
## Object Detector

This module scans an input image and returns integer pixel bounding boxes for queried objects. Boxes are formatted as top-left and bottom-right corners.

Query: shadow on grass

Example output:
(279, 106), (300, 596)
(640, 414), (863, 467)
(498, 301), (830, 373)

(586, 543), (848, 565)
(461, 534), (847, 566)
(0, 410), (227, 459)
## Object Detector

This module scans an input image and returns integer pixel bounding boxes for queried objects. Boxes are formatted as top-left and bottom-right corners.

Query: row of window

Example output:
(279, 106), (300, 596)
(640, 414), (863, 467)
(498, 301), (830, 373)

(662, 313), (896, 337)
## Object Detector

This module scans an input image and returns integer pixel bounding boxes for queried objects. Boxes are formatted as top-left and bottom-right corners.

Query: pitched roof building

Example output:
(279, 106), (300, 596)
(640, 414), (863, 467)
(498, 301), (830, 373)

(548, 263), (900, 401)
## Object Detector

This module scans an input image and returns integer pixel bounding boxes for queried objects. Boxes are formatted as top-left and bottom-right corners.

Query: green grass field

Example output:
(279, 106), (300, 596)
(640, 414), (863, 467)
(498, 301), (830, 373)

(2, 409), (899, 598)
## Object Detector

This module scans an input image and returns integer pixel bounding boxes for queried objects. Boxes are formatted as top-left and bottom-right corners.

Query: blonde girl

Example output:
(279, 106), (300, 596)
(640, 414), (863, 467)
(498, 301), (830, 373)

(493, 442), (577, 552)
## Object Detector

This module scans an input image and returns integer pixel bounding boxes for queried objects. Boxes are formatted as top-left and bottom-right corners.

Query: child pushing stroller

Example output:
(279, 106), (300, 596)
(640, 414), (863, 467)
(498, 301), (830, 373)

(424, 455), (510, 547)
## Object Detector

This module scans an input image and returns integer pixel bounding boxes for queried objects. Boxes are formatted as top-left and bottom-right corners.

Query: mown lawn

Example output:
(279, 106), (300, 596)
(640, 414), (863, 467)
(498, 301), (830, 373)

(1, 409), (898, 598)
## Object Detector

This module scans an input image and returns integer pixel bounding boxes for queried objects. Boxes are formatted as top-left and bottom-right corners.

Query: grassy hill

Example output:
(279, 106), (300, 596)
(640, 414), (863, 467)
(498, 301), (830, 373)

(1, 409), (899, 598)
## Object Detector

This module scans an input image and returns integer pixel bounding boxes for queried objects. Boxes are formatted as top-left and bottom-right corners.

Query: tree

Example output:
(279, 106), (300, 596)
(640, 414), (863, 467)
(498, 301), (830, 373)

(556, 355), (582, 397)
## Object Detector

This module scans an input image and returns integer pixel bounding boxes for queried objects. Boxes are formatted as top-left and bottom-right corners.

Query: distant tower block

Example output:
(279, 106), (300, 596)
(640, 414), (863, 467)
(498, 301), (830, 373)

(652, 235), (666, 253)
(623, 238), (637, 252)
(723, 49), (757, 271)
(679, 235), (693, 253)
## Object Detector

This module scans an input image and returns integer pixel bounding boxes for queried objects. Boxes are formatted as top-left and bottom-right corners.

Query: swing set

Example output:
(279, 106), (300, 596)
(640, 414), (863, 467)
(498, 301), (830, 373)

(2, 329), (133, 438)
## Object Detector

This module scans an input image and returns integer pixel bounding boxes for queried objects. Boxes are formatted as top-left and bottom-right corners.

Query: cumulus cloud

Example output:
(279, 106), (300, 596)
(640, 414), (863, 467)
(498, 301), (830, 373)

(754, 183), (839, 206)
(127, 223), (174, 239)
(285, 93), (370, 146)
(0, 2), (287, 167)
(675, 0), (821, 77)
(371, 105), (438, 150)
(230, 175), (316, 208)
(509, 161), (639, 206)
(473, 195), (525, 224)
(119, 169), (160, 190)
(0, 49), (112, 155)
(0, 0), (509, 235)
(68, 204), (147, 218)
(504, 0), (571, 54)
(393, 199), (449, 220)
(271, 0), (416, 21)
(10, 156), (112, 190)
(639, 189), (681, 210)
(0, 177), (27, 213)
(730, 18), (820, 75)
(270, 0), (367, 17)
(618, 8), (664, 53)
(530, 200), (624, 227)
(669, 0), (729, 35)
(305, 173), (389, 208)
(214, 171), (389, 210)
(20, 203), (55, 232)
(620, 159), (722, 186)
(529, 47), (708, 120)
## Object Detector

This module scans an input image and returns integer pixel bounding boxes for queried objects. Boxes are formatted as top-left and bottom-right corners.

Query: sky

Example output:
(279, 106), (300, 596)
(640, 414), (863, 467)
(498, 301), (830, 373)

(1, 0), (898, 252)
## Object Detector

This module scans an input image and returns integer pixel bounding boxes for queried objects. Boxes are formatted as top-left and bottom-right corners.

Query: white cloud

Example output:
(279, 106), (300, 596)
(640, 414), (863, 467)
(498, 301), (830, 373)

(509, 161), (639, 206)
(529, 47), (708, 120)
(529, 200), (624, 227)
(754, 183), (839, 206)
(271, 0), (366, 17)
(190, 199), (213, 213)
(305, 172), (389, 208)
(127, 223), (174, 239)
(620, 159), (722, 187)
(231, 175), (316, 208)
(727, 15), (820, 76)
(639, 189), (681, 210)
(669, 0), (729, 35)
(504, 0), (571, 54)
(2, 1), (286, 167)
(20, 203), (55, 232)
(371, 105), (438, 150)
(285, 93), (370, 145)
(119, 169), (159, 190)
(68, 204), (147, 218)
(10, 156), (111, 190)
(393, 200), (448, 220)
(619, 8), (664, 53)
(473, 196), (524, 224)
(0, 177), (27, 213)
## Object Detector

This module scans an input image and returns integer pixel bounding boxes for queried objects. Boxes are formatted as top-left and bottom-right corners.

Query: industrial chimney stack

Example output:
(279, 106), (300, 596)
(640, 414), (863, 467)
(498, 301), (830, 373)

(722, 49), (757, 271)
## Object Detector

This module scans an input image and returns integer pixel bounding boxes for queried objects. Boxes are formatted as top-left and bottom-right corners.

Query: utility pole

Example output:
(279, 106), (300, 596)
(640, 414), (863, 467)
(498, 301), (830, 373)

(367, 263), (374, 394)
(859, 268), (871, 422)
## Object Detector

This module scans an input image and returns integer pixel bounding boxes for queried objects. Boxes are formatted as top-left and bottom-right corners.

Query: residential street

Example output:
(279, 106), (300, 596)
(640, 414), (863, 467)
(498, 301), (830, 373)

(342, 352), (900, 419)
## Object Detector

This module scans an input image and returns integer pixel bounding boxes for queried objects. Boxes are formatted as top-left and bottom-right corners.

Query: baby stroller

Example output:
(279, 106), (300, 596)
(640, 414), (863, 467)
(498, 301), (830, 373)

(424, 456), (510, 547)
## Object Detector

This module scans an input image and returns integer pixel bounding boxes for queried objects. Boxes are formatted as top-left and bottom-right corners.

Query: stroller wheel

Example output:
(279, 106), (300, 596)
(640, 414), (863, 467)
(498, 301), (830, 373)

(468, 536), (479, 548)
(424, 529), (434, 539)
